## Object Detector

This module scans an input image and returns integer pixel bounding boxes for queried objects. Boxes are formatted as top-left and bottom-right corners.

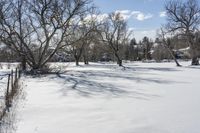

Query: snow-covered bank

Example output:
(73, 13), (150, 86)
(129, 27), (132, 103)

(16, 62), (200, 133)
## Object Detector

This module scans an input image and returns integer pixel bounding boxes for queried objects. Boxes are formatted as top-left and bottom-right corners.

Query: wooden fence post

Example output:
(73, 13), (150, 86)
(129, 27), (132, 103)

(19, 69), (21, 78)
(6, 74), (11, 110)
(15, 68), (18, 83)
(11, 70), (13, 91)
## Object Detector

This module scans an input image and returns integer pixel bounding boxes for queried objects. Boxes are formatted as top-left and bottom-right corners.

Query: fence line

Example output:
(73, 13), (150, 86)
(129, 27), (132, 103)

(0, 68), (21, 121)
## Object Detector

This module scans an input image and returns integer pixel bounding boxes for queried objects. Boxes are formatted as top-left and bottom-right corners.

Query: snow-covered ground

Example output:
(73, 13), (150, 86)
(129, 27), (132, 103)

(15, 61), (200, 133)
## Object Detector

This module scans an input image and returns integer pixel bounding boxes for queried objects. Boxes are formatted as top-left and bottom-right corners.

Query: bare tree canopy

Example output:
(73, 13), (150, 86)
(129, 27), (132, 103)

(63, 8), (98, 66)
(157, 28), (181, 66)
(99, 12), (132, 66)
(0, 0), (92, 72)
(165, 0), (200, 65)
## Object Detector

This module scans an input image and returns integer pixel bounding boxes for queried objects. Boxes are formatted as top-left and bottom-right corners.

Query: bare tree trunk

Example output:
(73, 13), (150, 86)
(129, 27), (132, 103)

(160, 29), (181, 67)
(83, 50), (89, 65)
(191, 47), (199, 65)
(74, 55), (80, 66)
(76, 60), (79, 66)
(191, 57), (199, 65)
(165, 46), (181, 67)
(136, 46), (139, 61)
(115, 53), (122, 66)
(187, 33), (199, 65)
(117, 59), (122, 66)
(145, 49), (148, 60)
(84, 56), (89, 65)
(21, 56), (27, 71)
(73, 49), (83, 66)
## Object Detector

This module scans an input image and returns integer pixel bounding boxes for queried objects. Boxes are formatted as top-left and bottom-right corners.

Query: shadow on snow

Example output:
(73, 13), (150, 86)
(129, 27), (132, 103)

(50, 65), (184, 100)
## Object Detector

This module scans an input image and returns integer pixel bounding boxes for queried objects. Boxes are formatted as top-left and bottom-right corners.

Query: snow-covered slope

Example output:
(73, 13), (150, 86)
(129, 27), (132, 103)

(16, 62), (200, 133)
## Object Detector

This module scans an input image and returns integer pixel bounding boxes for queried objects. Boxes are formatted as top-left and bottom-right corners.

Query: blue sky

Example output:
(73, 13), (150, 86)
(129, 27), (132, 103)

(93, 0), (168, 41)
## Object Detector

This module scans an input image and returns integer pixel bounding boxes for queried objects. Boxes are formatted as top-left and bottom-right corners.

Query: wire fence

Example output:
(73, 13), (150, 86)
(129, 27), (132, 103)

(0, 68), (21, 122)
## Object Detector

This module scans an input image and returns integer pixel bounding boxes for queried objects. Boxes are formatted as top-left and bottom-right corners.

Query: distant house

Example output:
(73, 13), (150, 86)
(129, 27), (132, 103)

(52, 53), (74, 62)
(100, 53), (111, 62)
(174, 47), (190, 59)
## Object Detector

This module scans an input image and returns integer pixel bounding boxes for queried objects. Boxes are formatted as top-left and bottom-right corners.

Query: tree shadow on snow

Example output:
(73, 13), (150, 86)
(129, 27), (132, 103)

(184, 66), (200, 69)
(55, 74), (160, 100)
(124, 66), (181, 72)
(52, 68), (184, 100)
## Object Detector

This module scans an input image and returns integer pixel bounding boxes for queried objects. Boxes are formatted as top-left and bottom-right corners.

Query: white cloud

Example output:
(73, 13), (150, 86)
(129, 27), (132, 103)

(136, 13), (153, 21)
(84, 13), (108, 22)
(84, 10), (154, 24)
(116, 10), (131, 14)
(159, 11), (166, 17)
(131, 11), (153, 21)
(115, 10), (132, 20)
(114, 10), (153, 21)
(128, 27), (136, 31)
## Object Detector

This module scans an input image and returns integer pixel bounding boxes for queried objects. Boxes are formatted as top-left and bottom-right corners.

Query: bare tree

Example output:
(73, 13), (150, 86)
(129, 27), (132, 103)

(129, 38), (138, 61)
(0, 0), (91, 73)
(165, 0), (200, 65)
(158, 29), (181, 66)
(82, 35), (93, 65)
(141, 36), (153, 60)
(99, 12), (132, 66)
(64, 9), (97, 66)
(0, 0), (28, 70)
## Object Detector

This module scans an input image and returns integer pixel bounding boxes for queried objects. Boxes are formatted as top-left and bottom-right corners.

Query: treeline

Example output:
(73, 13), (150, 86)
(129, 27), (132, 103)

(0, 0), (200, 74)
(0, 35), (192, 63)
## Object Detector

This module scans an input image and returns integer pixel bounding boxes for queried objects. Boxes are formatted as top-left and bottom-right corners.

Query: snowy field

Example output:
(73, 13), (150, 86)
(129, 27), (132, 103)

(15, 61), (200, 133)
